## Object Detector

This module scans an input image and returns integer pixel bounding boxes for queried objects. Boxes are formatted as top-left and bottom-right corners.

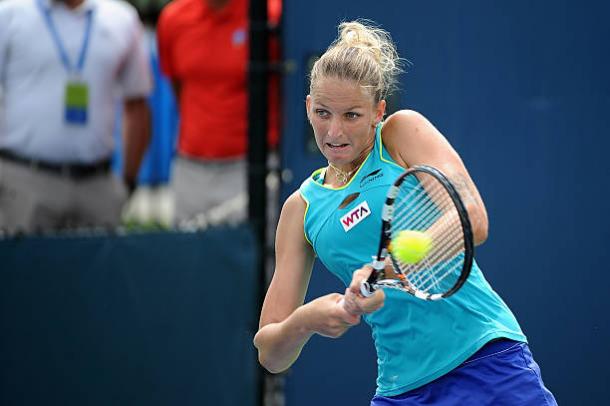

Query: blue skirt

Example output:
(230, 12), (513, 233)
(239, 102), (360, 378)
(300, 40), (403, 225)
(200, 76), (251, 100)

(371, 339), (557, 406)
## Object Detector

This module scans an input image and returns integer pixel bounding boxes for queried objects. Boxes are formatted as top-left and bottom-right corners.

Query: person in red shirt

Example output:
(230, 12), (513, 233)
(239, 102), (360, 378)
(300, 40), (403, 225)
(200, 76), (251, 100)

(157, 0), (281, 224)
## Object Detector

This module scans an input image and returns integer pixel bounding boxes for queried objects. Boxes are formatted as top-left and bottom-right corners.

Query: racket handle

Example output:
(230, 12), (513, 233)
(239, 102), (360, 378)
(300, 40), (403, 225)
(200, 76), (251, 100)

(360, 281), (374, 297)
(363, 259), (384, 295)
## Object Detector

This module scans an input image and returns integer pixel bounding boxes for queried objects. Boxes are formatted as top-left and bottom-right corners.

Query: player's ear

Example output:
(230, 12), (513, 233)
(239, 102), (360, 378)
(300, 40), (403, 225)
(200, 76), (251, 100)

(305, 95), (312, 122)
(373, 99), (386, 126)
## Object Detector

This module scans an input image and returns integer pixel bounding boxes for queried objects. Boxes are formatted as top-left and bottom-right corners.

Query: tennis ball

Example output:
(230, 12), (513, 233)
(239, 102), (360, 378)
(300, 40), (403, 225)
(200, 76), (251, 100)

(391, 230), (432, 264)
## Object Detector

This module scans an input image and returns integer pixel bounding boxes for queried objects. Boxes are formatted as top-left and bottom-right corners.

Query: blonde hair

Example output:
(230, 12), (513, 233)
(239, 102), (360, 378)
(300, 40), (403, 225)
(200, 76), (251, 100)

(309, 20), (403, 103)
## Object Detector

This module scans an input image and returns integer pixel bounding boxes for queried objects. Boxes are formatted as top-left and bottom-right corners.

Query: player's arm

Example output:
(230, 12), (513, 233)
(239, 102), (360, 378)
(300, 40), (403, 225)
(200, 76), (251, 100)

(382, 110), (489, 245)
(254, 191), (360, 373)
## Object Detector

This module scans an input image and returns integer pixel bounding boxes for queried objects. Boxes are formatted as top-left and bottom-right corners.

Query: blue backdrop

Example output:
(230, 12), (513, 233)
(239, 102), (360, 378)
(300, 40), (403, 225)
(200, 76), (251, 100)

(280, 1), (610, 405)
(0, 227), (259, 406)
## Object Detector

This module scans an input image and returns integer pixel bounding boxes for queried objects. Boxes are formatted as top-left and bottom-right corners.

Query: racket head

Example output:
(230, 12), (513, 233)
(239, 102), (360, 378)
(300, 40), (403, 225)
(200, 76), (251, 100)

(367, 165), (474, 300)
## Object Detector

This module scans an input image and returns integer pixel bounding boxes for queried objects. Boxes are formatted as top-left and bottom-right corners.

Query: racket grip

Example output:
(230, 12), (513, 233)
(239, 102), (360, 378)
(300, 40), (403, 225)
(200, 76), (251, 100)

(360, 281), (374, 297)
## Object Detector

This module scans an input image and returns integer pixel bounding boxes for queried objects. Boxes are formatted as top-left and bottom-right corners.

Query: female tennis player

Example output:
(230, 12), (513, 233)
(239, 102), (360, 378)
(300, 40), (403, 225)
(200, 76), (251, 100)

(253, 20), (557, 405)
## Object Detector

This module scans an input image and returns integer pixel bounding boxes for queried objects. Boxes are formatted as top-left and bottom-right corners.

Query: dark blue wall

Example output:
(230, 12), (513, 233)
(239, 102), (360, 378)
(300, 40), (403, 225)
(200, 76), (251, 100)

(281, 1), (610, 405)
(0, 227), (259, 406)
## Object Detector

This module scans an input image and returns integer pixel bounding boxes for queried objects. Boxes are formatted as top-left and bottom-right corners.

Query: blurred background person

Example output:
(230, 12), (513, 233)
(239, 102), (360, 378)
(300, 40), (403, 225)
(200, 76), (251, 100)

(0, 0), (152, 233)
(157, 0), (281, 226)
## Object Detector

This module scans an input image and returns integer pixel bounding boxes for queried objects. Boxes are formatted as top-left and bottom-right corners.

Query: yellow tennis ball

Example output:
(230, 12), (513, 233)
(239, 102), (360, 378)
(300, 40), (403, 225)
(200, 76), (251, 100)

(391, 230), (432, 264)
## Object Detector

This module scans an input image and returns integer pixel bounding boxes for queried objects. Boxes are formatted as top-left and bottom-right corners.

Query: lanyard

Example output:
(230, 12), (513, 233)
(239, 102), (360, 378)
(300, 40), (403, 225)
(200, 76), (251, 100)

(37, 0), (94, 74)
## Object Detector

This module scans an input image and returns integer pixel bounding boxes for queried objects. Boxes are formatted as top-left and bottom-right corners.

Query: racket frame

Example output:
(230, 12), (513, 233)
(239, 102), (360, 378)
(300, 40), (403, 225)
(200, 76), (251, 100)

(361, 165), (475, 300)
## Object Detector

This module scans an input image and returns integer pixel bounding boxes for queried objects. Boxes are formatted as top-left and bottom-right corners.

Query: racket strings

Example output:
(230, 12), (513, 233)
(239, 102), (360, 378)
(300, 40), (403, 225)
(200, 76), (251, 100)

(411, 238), (463, 292)
(409, 247), (462, 292)
(392, 178), (443, 230)
(392, 175), (453, 231)
(413, 207), (463, 271)
(403, 221), (464, 292)
(390, 175), (465, 293)
(404, 237), (463, 293)
(393, 177), (460, 253)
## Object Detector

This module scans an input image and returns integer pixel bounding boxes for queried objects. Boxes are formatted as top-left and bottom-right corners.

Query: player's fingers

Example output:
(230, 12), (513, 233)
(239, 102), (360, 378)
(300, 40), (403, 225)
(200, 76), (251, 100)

(334, 292), (361, 328)
(344, 286), (385, 315)
(357, 289), (385, 313)
(341, 288), (361, 315)
(348, 265), (374, 293)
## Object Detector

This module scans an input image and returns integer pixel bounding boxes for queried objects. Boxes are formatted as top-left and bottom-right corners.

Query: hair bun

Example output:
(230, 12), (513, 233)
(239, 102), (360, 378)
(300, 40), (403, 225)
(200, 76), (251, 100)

(310, 19), (404, 102)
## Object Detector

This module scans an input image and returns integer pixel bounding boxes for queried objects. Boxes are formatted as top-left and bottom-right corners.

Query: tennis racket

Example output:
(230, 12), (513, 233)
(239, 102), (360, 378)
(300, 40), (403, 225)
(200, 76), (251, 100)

(359, 165), (474, 301)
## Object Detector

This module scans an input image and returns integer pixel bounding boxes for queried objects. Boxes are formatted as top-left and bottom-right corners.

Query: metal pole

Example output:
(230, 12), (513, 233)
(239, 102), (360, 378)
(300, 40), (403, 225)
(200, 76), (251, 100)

(248, 0), (269, 405)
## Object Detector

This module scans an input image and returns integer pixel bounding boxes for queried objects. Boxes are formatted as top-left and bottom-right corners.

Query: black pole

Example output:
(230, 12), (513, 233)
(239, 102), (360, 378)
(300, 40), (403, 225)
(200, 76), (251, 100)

(248, 0), (268, 405)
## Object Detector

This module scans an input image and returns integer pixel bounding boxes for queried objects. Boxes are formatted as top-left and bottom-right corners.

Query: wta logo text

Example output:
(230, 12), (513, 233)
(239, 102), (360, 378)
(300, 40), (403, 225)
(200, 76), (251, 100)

(340, 201), (371, 232)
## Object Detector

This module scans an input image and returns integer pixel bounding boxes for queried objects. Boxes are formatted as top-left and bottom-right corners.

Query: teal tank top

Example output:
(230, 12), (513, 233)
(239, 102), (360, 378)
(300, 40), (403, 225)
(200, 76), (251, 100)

(299, 124), (527, 396)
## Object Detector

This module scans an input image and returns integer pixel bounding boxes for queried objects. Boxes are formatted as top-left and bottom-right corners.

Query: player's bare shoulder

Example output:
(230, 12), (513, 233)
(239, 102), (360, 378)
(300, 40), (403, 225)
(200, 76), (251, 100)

(380, 110), (428, 166)
(282, 190), (307, 217)
(277, 191), (308, 235)
(382, 110), (432, 141)
(382, 110), (449, 166)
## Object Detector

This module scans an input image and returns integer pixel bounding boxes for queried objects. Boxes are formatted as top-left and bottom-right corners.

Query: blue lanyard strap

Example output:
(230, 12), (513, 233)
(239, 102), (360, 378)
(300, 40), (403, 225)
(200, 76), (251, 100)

(37, 0), (94, 74)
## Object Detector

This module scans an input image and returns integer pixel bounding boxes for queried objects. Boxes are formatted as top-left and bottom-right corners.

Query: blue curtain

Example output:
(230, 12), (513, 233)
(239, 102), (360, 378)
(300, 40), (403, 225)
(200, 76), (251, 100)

(112, 30), (179, 186)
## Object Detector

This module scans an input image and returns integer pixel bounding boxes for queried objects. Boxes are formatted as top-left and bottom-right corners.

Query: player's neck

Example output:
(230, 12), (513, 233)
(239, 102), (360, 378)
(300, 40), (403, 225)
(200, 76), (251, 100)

(328, 163), (357, 185)
(327, 154), (367, 186)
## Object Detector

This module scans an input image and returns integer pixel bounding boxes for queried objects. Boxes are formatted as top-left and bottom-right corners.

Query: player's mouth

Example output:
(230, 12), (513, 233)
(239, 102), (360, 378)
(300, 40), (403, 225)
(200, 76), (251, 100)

(326, 142), (350, 150)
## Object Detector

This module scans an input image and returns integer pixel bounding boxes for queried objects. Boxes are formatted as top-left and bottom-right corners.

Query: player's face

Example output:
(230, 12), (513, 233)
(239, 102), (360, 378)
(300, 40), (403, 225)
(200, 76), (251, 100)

(306, 77), (385, 167)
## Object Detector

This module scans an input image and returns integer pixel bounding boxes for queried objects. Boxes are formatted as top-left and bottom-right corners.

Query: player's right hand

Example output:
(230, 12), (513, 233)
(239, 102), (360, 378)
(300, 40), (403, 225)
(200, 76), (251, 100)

(306, 293), (361, 338)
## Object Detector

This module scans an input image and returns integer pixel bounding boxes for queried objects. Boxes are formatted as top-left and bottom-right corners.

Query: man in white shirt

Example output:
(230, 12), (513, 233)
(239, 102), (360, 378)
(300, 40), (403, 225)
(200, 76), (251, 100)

(0, 0), (152, 232)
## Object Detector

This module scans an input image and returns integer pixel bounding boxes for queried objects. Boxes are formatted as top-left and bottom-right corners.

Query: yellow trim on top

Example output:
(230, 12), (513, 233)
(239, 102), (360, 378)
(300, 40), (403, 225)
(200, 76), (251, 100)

(307, 149), (374, 191)
(299, 190), (314, 247)
(302, 123), (403, 246)
(378, 122), (406, 170)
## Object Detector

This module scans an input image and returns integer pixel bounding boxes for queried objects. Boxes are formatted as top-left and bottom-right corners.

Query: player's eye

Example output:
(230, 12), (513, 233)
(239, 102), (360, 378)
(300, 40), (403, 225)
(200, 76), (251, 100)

(345, 112), (361, 120)
(315, 109), (330, 118)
